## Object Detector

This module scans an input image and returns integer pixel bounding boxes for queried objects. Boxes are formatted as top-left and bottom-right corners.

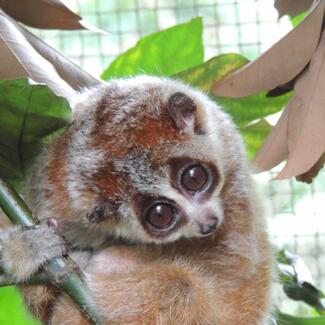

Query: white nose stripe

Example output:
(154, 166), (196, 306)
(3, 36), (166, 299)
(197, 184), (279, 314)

(159, 184), (223, 222)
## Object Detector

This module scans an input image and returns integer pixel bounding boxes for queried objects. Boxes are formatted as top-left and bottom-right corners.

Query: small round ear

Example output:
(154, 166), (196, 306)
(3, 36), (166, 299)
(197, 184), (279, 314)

(167, 92), (196, 132)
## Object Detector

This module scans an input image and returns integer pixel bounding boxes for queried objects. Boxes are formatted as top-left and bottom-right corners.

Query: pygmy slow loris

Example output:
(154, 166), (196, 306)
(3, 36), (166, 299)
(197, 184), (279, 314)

(0, 76), (273, 324)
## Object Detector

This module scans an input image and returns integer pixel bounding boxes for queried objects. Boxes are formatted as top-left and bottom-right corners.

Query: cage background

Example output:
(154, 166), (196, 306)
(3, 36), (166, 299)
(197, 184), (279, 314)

(33, 0), (325, 316)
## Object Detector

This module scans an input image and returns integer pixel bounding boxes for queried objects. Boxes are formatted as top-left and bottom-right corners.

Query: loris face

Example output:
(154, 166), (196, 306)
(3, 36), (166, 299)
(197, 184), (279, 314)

(37, 76), (238, 245)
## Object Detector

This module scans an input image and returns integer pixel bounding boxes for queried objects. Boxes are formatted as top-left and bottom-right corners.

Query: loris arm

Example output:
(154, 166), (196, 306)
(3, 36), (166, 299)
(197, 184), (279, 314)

(0, 224), (66, 281)
(0, 223), (66, 321)
(50, 247), (217, 325)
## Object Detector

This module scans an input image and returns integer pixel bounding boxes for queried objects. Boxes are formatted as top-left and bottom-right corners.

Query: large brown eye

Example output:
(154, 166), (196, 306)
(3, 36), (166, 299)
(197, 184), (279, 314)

(181, 164), (208, 192)
(146, 203), (175, 229)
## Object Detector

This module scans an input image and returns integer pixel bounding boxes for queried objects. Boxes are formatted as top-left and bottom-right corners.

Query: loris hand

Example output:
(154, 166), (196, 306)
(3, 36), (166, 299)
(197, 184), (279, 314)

(0, 220), (66, 281)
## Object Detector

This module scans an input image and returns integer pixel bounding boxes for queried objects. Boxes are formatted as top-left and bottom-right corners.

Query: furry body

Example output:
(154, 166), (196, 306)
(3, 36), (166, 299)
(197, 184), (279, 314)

(0, 76), (272, 324)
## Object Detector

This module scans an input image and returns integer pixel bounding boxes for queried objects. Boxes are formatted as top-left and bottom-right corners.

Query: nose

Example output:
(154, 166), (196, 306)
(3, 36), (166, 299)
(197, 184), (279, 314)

(199, 218), (219, 235)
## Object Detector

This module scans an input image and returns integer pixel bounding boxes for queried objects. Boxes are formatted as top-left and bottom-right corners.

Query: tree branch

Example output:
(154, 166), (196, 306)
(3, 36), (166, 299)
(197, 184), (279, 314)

(0, 269), (50, 287)
(0, 177), (103, 324)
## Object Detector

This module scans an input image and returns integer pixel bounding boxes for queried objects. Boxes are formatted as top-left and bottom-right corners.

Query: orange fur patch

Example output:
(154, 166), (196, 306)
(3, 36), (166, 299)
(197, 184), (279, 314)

(45, 133), (70, 209)
(133, 112), (185, 148)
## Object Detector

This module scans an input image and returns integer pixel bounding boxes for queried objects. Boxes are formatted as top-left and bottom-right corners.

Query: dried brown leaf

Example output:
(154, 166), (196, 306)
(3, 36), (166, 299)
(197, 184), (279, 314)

(212, 0), (325, 98)
(295, 152), (325, 183)
(275, 31), (325, 179)
(19, 27), (100, 91)
(0, 9), (101, 102)
(0, 0), (85, 30)
(0, 37), (26, 78)
(252, 106), (289, 173)
(274, 0), (314, 18)
(0, 9), (74, 100)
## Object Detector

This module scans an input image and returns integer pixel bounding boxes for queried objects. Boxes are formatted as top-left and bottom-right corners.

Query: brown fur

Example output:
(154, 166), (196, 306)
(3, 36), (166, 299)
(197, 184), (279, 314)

(0, 76), (273, 324)
(48, 146), (272, 324)
(44, 134), (70, 207)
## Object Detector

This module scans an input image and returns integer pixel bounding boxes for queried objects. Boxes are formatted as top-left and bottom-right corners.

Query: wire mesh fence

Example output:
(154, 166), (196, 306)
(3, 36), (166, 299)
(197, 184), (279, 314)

(255, 168), (325, 314)
(32, 0), (325, 314)
(33, 0), (292, 76)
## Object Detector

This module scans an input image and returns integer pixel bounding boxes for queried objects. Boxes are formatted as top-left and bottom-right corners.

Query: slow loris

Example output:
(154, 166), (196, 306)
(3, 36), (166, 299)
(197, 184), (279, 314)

(0, 76), (273, 325)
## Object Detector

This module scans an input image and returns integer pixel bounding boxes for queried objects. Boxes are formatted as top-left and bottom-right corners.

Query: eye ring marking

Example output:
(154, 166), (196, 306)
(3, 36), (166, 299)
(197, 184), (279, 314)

(146, 202), (176, 230)
(181, 164), (209, 192)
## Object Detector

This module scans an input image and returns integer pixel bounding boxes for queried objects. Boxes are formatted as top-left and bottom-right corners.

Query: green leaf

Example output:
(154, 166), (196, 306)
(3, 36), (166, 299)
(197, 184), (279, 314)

(0, 286), (41, 325)
(276, 250), (325, 313)
(101, 17), (204, 79)
(175, 53), (290, 127)
(176, 53), (249, 92)
(216, 92), (290, 128)
(175, 53), (291, 158)
(277, 312), (325, 325)
(283, 282), (325, 313)
(240, 119), (272, 160)
(0, 78), (71, 190)
(291, 11), (308, 27)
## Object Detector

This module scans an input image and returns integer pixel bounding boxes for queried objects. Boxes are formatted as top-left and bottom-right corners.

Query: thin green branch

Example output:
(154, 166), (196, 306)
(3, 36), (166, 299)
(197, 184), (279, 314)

(0, 269), (50, 287)
(0, 177), (103, 324)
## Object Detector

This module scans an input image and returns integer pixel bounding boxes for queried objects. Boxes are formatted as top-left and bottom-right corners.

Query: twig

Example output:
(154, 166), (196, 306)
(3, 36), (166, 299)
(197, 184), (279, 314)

(0, 177), (103, 324)
(0, 269), (50, 287)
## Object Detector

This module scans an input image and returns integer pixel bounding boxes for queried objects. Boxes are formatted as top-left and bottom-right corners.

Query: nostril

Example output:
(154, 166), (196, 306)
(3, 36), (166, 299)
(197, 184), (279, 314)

(200, 219), (219, 235)
(211, 219), (219, 228)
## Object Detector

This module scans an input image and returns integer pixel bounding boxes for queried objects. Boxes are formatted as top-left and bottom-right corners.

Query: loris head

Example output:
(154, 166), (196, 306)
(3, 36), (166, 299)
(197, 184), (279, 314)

(32, 76), (249, 245)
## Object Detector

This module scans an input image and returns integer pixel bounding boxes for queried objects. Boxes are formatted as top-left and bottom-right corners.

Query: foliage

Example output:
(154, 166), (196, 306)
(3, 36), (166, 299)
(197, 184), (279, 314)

(174, 54), (291, 159)
(101, 17), (204, 79)
(278, 313), (325, 325)
(277, 250), (325, 315)
(291, 12), (308, 27)
(211, 1), (325, 181)
(0, 287), (40, 325)
(0, 78), (71, 191)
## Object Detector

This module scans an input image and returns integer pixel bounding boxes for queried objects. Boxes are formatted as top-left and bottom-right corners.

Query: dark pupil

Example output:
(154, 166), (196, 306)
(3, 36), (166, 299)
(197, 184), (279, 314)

(147, 203), (174, 229)
(181, 164), (208, 191)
